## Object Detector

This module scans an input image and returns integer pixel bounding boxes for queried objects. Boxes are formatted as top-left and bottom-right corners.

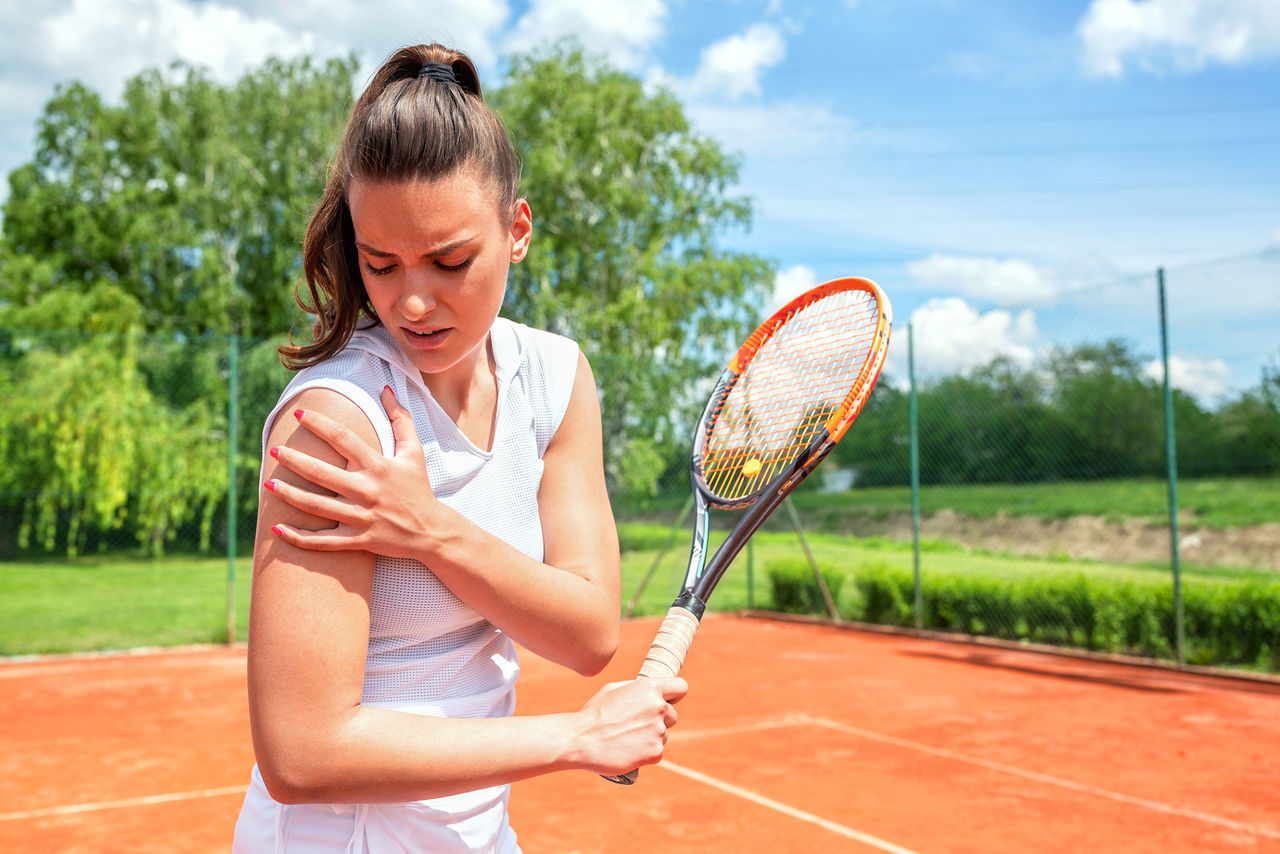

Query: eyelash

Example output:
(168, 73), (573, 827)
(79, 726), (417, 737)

(363, 258), (473, 276)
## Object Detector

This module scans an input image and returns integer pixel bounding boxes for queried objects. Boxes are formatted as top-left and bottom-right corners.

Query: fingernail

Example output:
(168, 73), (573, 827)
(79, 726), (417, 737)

(269, 447), (280, 459)
(384, 384), (395, 398)
(294, 409), (305, 419)
(263, 480), (277, 493)
(270, 525), (284, 537)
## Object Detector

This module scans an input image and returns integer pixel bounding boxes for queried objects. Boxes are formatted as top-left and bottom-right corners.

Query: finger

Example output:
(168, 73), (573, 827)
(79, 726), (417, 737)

(268, 523), (363, 553)
(295, 407), (378, 469)
(264, 476), (362, 525)
(659, 677), (689, 703)
(268, 444), (361, 499)
(380, 386), (425, 463)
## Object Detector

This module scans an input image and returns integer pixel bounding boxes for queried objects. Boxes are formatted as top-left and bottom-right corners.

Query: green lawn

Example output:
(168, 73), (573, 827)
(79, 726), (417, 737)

(785, 475), (1280, 528)
(0, 555), (252, 656)
(4, 473), (1276, 656)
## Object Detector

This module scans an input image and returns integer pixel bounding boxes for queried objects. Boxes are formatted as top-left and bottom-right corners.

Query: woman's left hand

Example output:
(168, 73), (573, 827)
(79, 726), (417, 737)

(264, 386), (439, 557)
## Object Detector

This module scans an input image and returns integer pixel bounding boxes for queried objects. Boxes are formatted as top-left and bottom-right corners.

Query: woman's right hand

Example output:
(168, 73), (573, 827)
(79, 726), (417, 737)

(568, 677), (689, 776)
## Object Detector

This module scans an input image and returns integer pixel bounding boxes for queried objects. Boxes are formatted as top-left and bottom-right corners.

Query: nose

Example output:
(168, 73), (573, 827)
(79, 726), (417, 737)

(397, 271), (437, 321)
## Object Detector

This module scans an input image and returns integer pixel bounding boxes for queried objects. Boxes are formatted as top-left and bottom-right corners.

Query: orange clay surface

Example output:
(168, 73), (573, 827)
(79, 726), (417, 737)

(2, 614), (1278, 853)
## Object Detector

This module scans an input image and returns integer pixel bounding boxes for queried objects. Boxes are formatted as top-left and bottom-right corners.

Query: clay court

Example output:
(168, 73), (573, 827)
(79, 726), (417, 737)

(3, 613), (1278, 853)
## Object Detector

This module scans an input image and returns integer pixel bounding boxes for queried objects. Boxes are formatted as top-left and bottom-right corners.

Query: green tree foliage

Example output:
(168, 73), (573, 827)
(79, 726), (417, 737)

(492, 43), (775, 498)
(0, 55), (354, 555)
(1, 55), (356, 337)
(0, 285), (225, 555)
(838, 339), (1280, 488)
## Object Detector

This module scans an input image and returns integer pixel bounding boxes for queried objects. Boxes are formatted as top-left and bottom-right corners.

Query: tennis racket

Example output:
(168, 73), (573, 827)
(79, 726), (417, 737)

(603, 276), (892, 785)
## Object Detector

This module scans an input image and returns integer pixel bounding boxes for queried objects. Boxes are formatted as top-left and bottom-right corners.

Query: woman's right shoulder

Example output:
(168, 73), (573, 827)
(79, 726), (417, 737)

(264, 340), (398, 457)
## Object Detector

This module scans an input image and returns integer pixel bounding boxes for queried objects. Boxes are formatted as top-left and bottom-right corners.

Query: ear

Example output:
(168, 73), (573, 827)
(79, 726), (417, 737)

(508, 198), (532, 263)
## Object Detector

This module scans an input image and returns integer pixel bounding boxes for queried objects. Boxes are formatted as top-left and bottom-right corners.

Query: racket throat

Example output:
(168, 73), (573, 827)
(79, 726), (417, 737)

(671, 591), (707, 620)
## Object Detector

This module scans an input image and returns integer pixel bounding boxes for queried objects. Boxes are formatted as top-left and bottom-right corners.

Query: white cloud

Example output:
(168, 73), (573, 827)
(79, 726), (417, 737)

(684, 99), (856, 163)
(504, 0), (666, 71)
(1144, 354), (1232, 401)
(0, 0), (510, 206)
(1078, 0), (1280, 76)
(38, 0), (316, 99)
(769, 264), (818, 312)
(904, 297), (1040, 376)
(905, 254), (1057, 305)
(688, 23), (786, 100)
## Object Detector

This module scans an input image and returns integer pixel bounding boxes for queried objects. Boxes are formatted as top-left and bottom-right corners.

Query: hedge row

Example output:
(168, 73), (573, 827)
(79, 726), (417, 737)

(766, 559), (1280, 672)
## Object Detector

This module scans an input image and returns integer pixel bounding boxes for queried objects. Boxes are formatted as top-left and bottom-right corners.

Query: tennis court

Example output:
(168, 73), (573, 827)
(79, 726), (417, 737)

(3, 613), (1277, 853)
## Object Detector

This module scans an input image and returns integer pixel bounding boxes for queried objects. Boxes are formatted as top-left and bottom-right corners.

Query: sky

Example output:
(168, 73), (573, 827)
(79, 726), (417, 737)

(1, 0), (1278, 404)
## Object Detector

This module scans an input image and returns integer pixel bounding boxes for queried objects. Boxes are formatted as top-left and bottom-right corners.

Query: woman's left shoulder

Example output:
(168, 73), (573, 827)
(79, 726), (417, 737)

(497, 317), (579, 362)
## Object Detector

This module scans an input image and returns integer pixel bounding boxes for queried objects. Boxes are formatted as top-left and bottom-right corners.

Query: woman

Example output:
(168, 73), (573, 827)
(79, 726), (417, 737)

(233, 43), (686, 853)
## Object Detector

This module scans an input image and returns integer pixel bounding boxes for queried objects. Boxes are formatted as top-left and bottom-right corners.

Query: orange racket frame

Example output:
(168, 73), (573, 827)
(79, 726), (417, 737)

(603, 277), (891, 784)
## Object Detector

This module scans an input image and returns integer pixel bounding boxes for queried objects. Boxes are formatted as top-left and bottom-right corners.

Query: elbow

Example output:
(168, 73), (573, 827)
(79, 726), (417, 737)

(570, 626), (618, 677)
(257, 752), (333, 805)
(252, 723), (349, 805)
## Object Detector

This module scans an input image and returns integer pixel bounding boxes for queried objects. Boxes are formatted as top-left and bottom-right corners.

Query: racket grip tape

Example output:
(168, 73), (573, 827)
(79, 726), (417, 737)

(638, 604), (700, 679)
(602, 604), (701, 785)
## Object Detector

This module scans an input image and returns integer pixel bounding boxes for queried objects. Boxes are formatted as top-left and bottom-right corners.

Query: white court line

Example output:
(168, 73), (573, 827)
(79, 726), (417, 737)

(659, 761), (920, 854)
(0, 785), (247, 822)
(801, 715), (1280, 841)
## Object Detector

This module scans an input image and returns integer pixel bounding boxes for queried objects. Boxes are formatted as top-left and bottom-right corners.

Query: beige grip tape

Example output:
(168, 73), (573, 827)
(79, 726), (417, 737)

(638, 606), (701, 680)
(600, 606), (702, 784)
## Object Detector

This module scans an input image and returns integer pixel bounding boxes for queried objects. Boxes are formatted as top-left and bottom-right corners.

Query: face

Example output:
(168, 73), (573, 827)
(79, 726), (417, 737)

(347, 169), (531, 385)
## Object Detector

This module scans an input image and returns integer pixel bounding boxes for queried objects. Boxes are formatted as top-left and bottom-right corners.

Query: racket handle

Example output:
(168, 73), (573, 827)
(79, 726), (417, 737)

(602, 604), (701, 785)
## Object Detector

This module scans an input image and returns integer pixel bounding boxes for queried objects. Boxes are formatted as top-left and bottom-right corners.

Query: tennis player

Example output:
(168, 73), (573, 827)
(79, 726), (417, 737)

(232, 43), (687, 853)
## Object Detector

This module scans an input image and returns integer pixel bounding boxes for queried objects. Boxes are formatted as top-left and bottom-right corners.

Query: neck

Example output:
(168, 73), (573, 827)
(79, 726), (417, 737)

(421, 335), (497, 441)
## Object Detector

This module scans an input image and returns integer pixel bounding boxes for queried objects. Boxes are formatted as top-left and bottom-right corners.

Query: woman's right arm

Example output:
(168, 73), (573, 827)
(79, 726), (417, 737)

(248, 387), (687, 805)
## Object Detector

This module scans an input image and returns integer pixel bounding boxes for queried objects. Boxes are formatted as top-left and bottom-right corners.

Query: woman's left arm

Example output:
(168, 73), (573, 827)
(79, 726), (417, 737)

(266, 352), (620, 675)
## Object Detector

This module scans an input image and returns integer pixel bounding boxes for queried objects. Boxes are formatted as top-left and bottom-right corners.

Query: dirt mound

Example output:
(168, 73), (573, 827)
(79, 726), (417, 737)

(839, 510), (1280, 571)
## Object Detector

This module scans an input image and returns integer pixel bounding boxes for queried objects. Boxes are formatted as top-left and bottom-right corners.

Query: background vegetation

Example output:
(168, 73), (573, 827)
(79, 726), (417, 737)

(0, 46), (1276, 674)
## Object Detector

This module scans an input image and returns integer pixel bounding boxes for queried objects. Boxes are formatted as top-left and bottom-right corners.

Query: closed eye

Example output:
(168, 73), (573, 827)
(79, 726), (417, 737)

(364, 261), (396, 277)
(436, 257), (473, 273)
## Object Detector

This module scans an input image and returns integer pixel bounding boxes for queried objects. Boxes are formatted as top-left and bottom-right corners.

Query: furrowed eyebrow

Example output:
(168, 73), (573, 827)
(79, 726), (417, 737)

(355, 237), (477, 259)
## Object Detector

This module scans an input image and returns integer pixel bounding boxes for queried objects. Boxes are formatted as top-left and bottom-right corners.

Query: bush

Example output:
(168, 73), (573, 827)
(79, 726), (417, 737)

(838, 563), (1280, 672)
(767, 559), (845, 615)
(616, 523), (681, 553)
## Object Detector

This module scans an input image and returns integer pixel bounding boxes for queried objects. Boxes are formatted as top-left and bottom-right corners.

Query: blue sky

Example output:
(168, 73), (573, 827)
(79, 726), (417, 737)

(1, 0), (1277, 402)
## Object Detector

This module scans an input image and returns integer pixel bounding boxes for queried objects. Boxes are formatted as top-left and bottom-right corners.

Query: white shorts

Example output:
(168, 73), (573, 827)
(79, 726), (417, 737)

(232, 765), (521, 854)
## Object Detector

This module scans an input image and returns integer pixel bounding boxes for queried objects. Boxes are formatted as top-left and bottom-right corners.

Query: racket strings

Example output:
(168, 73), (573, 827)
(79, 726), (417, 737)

(702, 288), (883, 501)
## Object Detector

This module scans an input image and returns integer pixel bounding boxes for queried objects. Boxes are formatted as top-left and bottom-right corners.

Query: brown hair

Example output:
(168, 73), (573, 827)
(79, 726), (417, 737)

(281, 44), (522, 369)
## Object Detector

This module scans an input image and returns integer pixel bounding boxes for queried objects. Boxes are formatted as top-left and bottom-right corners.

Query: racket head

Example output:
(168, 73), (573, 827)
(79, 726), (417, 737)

(692, 277), (892, 509)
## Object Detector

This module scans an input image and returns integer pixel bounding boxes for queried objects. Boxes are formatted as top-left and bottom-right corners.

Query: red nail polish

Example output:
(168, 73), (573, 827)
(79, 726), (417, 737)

(384, 384), (395, 397)
(294, 409), (305, 419)
(269, 447), (280, 459)
(263, 480), (277, 493)
(270, 525), (284, 537)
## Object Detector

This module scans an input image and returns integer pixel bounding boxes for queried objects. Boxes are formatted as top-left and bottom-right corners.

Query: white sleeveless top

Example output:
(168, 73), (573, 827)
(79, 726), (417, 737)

(234, 318), (580, 854)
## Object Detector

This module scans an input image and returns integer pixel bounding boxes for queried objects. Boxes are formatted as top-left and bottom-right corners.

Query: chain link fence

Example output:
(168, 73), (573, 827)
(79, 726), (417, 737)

(2, 250), (1278, 668)
(618, 251), (1280, 672)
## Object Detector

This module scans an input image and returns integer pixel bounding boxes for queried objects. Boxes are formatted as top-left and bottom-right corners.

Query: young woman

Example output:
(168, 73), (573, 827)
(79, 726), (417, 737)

(232, 43), (686, 853)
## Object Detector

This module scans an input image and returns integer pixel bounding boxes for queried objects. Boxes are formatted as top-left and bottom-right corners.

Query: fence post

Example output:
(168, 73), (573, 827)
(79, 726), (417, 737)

(909, 323), (923, 630)
(226, 333), (239, 646)
(1157, 269), (1185, 665)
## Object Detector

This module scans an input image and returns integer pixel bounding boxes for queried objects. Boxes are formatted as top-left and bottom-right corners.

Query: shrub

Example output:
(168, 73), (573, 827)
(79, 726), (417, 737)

(817, 561), (1280, 672)
(767, 559), (845, 615)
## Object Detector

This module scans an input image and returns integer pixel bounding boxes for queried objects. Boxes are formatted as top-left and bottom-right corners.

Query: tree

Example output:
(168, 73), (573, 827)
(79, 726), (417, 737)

(1215, 357), (1280, 476)
(0, 284), (226, 556)
(1, 55), (357, 338)
(492, 43), (775, 499)
(1044, 340), (1165, 479)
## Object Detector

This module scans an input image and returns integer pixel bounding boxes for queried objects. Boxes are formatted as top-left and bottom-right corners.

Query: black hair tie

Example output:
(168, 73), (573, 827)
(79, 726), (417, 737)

(418, 62), (457, 85)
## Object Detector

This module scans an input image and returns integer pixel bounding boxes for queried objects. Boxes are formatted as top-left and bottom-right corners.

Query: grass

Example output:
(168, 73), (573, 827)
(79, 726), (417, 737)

(0, 555), (252, 656)
(784, 475), (1280, 528)
(3, 473), (1276, 656)
(617, 524), (1268, 618)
